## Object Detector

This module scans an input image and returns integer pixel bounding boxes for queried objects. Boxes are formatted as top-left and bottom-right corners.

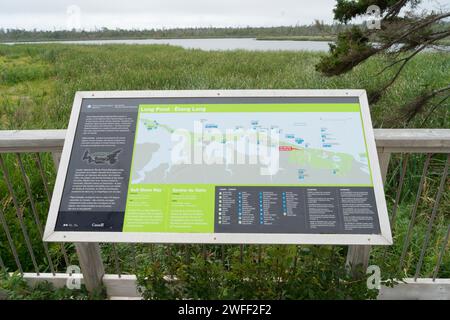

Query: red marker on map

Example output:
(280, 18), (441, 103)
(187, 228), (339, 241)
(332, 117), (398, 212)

(279, 146), (300, 151)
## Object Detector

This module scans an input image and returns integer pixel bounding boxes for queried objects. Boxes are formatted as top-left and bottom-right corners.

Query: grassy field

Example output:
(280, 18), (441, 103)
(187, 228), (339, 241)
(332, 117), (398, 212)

(0, 44), (449, 295)
(0, 44), (448, 130)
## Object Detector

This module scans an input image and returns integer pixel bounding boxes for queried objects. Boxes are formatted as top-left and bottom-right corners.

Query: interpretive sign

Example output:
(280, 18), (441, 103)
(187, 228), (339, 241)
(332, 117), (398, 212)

(43, 90), (392, 244)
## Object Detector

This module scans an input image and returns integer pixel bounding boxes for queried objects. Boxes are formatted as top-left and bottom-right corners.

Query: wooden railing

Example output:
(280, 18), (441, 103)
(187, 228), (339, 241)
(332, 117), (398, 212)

(0, 129), (449, 299)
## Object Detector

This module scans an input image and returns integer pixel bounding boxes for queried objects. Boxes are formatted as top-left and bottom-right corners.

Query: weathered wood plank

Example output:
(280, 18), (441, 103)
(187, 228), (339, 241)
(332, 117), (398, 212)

(103, 274), (141, 298)
(20, 272), (83, 289)
(0, 130), (66, 153)
(378, 278), (450, 300)
(375, 129), (450, 153)
(75, 243), (105, 295)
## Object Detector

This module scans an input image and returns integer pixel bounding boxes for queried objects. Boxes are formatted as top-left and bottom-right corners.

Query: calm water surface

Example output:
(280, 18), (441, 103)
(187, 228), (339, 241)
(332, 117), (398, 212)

(7, 38), (448, 52)
(6, 38), (331, 51)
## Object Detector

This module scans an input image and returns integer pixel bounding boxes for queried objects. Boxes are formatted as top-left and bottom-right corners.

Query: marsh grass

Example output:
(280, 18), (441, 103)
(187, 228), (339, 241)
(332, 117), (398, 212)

(0, 44), (448, 129)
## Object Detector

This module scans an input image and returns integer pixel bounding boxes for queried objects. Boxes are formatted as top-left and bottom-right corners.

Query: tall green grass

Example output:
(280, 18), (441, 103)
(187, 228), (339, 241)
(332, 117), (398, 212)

(0, 44), (448, 130)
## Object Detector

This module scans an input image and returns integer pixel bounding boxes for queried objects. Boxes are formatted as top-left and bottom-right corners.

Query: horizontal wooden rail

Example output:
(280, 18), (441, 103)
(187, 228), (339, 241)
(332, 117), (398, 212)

(374, 129), (450, 153)
(0, 130), (66, 153)
(1, 129), (450, 153)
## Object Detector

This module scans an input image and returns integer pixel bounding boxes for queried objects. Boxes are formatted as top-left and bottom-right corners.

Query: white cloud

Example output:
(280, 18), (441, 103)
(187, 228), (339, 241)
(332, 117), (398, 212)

(0, 0), (448, 30)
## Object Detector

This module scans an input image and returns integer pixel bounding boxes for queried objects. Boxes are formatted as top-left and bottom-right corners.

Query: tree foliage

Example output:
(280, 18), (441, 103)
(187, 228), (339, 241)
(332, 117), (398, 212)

(317, 0), (450, 126)
(0, 25), (347, 42)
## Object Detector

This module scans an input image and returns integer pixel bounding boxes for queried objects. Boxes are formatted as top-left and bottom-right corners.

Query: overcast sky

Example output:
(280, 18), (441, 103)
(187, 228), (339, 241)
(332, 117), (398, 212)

(0, 0), (448, 30)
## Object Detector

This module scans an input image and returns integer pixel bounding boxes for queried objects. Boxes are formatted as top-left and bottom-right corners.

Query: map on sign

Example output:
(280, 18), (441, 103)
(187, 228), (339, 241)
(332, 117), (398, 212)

(43, 91), (392, 245)
(132, 111), (371, 185)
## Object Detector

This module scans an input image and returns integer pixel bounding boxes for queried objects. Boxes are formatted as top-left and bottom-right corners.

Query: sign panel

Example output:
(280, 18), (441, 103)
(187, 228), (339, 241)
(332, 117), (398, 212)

(44, 90), (392, 244)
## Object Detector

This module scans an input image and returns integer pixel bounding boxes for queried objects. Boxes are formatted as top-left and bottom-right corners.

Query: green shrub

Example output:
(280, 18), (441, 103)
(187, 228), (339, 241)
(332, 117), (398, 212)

(0, 61), (53, 85)
(137, 245), (383, 300)
(0, 272), (98, 300)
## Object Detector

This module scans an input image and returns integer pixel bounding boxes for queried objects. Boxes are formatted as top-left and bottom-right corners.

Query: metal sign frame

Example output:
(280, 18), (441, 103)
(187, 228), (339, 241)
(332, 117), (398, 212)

(44, 90), (392, 245)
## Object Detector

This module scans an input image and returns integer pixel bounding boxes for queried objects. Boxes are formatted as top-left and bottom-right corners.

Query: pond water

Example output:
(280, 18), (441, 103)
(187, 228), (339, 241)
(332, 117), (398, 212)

(6, 38), (448, 52)
(6, 38), (332, 51)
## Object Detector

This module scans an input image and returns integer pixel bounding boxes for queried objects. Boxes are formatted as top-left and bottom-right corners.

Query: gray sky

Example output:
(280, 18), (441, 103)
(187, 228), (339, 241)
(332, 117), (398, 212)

(0, 0), (448, 30)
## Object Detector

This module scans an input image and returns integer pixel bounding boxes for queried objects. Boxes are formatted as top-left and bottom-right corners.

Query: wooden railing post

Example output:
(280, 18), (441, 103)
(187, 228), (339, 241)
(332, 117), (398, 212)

(346, 149), (391, 277)
(75, 242), (105, 295)
(52, 151), (105, 295)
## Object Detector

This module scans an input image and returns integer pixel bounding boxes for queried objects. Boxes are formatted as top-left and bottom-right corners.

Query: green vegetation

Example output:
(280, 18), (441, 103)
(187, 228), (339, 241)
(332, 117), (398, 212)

(375, 153), (450, 279)
(0, 44), (448, 130)
(0, 25), (345, 43)
(137, 245), (377, 299)
(1, 24), (447, 46)
(318, 1), (450, 120)
(0, 44), (448, 299)
(0, 272), (95, 300)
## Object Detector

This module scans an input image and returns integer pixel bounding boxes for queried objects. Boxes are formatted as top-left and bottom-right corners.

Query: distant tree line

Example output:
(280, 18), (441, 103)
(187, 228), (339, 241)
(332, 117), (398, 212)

(0, 25), (351, 42)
